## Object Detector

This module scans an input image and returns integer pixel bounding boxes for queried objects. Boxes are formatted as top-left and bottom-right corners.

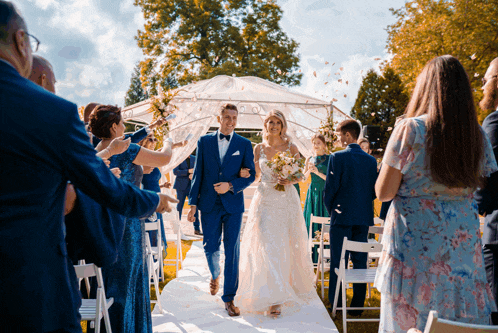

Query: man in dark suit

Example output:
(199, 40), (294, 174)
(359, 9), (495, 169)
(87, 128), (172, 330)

(475, 57), (498, 309)
(0, 2), (177, 332)
(173, 154), (202, 235)
(187, 103), (255, 316)
(324, 119), (378, 316)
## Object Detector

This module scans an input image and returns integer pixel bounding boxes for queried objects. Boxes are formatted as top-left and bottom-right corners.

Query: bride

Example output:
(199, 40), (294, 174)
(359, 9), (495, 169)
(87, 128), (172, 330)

(236, 110), (316, 316)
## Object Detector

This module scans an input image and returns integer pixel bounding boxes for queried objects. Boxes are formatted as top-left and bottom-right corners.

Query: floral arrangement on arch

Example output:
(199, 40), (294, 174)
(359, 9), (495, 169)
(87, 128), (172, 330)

(266, 151), (305, 191)
(317, 115), (337, 152)
(147, 85), (180, 148)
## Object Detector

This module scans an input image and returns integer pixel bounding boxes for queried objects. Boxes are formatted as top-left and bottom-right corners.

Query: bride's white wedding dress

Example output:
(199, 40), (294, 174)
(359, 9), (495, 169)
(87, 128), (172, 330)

(236, 146), (316, 314)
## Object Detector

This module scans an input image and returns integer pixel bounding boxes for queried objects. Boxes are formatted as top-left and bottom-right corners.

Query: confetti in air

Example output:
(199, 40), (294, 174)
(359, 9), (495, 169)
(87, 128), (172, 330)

(313, 71), (317, 77)
(325, 61), (329, 65)
(335, 209), (342, 214)
(344, 94), (347, 98)
(371, 112), (375, 116)
(474, 73), (479, 77)
(241, 86), (244, 90)
(215, 56), (219, 62)
(339, 67), (344, 71)
(471, 54), (477, 60)
(332, 98), (338, 102)
(338, 79), (342, 83)
(324, 82), (328, 85)
(346, 80), (349, 85)
(387, 127), (393, 131)
(277, 69), (282, 75)
(330, 171), (334, 175)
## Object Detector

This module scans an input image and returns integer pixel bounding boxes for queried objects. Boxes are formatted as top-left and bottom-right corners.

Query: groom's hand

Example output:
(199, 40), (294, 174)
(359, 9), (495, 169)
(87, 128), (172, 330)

(214, 182), (230, 194)
(187, 206), (197, 222)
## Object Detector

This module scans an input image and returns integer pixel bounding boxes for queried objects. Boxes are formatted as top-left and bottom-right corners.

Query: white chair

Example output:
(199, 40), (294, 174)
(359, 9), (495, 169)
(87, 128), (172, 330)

(366, 226), (384, 298)
(163, 217), (183, 275)
(74, 263), (114, 333)
(145, 218), (165, 281)
(422, 310), (498, 333)
(308, 215), (331, 299)
(145, 221), (163, 313)
(332, 237), (383, 333)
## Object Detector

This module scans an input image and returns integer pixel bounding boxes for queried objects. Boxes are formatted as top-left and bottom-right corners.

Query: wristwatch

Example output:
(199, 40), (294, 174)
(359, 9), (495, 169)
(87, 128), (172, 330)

(228, 182), (234, 193)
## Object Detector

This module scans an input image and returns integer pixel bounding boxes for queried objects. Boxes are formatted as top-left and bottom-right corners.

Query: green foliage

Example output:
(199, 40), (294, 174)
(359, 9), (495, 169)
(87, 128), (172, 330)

(351, 67), (409, 152)
(386, 0), (498, 122)
(125, 64), (148, 107)
(134, 0), (302, 90)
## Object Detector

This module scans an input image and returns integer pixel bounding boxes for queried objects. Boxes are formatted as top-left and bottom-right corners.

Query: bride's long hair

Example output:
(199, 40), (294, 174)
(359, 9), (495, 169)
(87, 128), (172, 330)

(262, 110), (290, 143)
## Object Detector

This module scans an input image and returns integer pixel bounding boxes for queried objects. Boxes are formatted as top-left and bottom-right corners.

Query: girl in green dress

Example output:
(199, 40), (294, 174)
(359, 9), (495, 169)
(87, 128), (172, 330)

(303, 134), (330, 262)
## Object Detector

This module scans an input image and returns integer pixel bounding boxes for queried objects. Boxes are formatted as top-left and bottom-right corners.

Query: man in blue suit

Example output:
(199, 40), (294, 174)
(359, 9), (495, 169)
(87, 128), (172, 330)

(0, 3), (177, 331)
(188, 103), (255, 316)
(324, 119), (378, 316)
(475, 57), (498, 310)
(173, 154), (202, 235)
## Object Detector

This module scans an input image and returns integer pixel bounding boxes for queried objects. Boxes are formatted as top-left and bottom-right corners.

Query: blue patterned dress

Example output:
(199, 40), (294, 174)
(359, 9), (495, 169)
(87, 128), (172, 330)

(374, 115), (498, 332)
(102, 143), (152, 333)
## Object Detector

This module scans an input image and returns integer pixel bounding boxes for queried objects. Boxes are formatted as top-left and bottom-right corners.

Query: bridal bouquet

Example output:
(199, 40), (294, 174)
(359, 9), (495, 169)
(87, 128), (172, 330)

(266, 151), (305, 191)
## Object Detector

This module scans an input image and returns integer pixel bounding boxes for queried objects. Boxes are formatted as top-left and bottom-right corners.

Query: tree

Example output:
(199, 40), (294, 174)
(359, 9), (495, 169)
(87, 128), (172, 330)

(386, 0), (498, 122)
(351, 67), (409, 151)
(125, 64), (148, 107)
(134, 0), (302, 91)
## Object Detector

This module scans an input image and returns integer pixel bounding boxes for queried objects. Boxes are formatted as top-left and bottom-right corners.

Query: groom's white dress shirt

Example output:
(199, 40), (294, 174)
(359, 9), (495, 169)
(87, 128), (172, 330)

(217, 130), (233, 163)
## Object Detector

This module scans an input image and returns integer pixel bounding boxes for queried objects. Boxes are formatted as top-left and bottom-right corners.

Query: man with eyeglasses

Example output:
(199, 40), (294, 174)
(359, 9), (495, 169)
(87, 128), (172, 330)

(475, 58), (498, 312)
(0, 1), (178, 332)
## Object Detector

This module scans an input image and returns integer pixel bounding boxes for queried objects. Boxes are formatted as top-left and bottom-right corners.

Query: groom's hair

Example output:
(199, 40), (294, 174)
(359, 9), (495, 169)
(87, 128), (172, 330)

(337, 119), (361, 140)
(220, 103), (238, 115)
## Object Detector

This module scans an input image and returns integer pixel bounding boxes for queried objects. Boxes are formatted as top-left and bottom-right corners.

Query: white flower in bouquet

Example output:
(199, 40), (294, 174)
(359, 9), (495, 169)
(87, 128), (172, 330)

(282, 164), (293, 176)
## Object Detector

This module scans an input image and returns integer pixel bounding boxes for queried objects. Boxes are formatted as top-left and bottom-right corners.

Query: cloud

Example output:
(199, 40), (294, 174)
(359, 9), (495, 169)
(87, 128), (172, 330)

(23, 0), (143, 107)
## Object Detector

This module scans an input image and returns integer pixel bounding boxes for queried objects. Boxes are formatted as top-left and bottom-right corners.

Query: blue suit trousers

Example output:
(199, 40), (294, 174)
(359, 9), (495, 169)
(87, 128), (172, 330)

(328, 225), (369, 310)
(200, 196), (242, 302)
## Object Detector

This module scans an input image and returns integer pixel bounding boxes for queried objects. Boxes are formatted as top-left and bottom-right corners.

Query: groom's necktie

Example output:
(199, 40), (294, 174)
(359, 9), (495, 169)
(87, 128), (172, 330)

(220, 133), (231, 141)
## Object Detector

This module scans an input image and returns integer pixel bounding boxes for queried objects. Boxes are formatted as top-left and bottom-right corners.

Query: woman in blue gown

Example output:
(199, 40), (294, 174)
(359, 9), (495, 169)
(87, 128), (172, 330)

(89, 105), (183, 333)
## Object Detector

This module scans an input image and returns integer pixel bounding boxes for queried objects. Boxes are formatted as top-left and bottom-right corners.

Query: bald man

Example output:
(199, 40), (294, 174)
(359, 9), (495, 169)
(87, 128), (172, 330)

(475, 57), (498, 311)
(28, 54), (56, 93)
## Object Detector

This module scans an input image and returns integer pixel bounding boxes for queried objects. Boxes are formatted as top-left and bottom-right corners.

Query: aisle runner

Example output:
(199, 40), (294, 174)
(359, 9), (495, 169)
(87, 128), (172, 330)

(152, 241), (338, 333)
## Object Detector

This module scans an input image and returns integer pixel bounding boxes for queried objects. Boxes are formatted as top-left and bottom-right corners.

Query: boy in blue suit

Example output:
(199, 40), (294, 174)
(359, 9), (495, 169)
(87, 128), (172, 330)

(188, 103), (255, 316)
(173, 155), (202, 234)
(324, 119), (378, 316)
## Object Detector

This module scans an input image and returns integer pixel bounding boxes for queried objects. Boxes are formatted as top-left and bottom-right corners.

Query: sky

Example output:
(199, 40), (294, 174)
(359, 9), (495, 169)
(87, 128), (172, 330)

(17, 0), (406, 116)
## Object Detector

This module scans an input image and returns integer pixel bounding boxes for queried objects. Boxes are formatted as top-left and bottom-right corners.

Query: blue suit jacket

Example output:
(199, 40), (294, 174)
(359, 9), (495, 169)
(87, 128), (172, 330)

(0, 60), (159, 332)
(173, 155), (196, 192)
(92, 127), (148, 148)
(323, 143), (378, 226)
(189, 132), (255, 214)
(475, 110), (498, 245)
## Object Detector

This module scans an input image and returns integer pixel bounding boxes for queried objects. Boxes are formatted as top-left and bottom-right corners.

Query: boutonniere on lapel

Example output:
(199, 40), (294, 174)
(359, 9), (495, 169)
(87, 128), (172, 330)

(232, 151), (240, 156)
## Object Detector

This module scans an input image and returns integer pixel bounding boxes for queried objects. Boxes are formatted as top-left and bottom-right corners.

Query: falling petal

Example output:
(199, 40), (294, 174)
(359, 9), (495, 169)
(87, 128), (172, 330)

(324, 82), (328, 85)
(335, 72), (340, 75)
(339, 67), (344, 71)
(313, 71), (317, 77)
(277, 69), (282, 75)
(378, 148), (384, 151)
(338, 79), (342, 83)
(299, 69), (301, 73)
(325, 61), (329, 65)
(387, 127), (393, 131)
(471, 53), (477, 60)
(474, 73), (480, 77)
(241, 86), (244, 90)
(346, 80), (349, 85)
(330, 171), (334, 175)
(332, 98), (338, 102)
(277, 55), (280, 58)
(328, 73), (331, 77)
(337, 204), (341, 207)
(335, 209), (342, 214)
(360, 70), (364, 74)
(371, 112), (375, 116)
(215, 56), (219, 62)
(374, 57), (381, 61)
(344, 94), (347, 97)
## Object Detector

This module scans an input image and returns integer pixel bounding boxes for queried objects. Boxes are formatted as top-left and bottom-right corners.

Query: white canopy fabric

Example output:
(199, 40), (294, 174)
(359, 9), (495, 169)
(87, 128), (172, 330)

(122, 75), (353, 174)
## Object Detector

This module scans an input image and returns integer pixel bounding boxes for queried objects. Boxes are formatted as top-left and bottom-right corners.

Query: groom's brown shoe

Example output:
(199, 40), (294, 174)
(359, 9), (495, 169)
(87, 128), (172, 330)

(225, 301), (241, 317)
(209, 276), (220, 295)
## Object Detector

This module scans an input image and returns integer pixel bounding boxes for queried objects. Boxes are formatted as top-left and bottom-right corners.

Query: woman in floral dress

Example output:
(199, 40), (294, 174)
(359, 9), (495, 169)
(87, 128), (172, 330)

(374, 55), (498, 332)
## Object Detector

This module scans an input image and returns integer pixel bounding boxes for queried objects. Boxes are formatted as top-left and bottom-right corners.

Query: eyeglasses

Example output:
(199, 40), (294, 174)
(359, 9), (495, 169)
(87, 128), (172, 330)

(26, 33), (40, 53)
(482, 75), (498, 86)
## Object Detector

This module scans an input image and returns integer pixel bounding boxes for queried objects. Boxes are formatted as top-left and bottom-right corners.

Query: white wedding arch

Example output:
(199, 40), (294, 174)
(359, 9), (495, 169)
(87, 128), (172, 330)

(122, 75), (353, 174)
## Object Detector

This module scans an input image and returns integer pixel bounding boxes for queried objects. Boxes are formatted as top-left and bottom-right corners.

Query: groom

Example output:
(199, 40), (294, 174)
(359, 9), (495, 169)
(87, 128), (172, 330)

(188, 103), (255, 316)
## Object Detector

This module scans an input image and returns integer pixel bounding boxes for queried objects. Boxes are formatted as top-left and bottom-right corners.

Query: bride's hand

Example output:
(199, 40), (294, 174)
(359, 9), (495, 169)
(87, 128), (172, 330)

(239, 168), (250, 178)
(277, 177), (292, 185)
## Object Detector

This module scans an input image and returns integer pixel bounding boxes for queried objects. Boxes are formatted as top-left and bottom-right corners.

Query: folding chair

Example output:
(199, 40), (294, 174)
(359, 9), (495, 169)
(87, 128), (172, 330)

(332, 237), (383, 333)
(366, 226), (384, 298)
(163, 217), (183, 275)
(74, 263), (114, 333)
(145, 221), (163, 313)
(308, 215), (331, 299)
(422, 310), (498, 333)
(145, 218), (165, 281)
